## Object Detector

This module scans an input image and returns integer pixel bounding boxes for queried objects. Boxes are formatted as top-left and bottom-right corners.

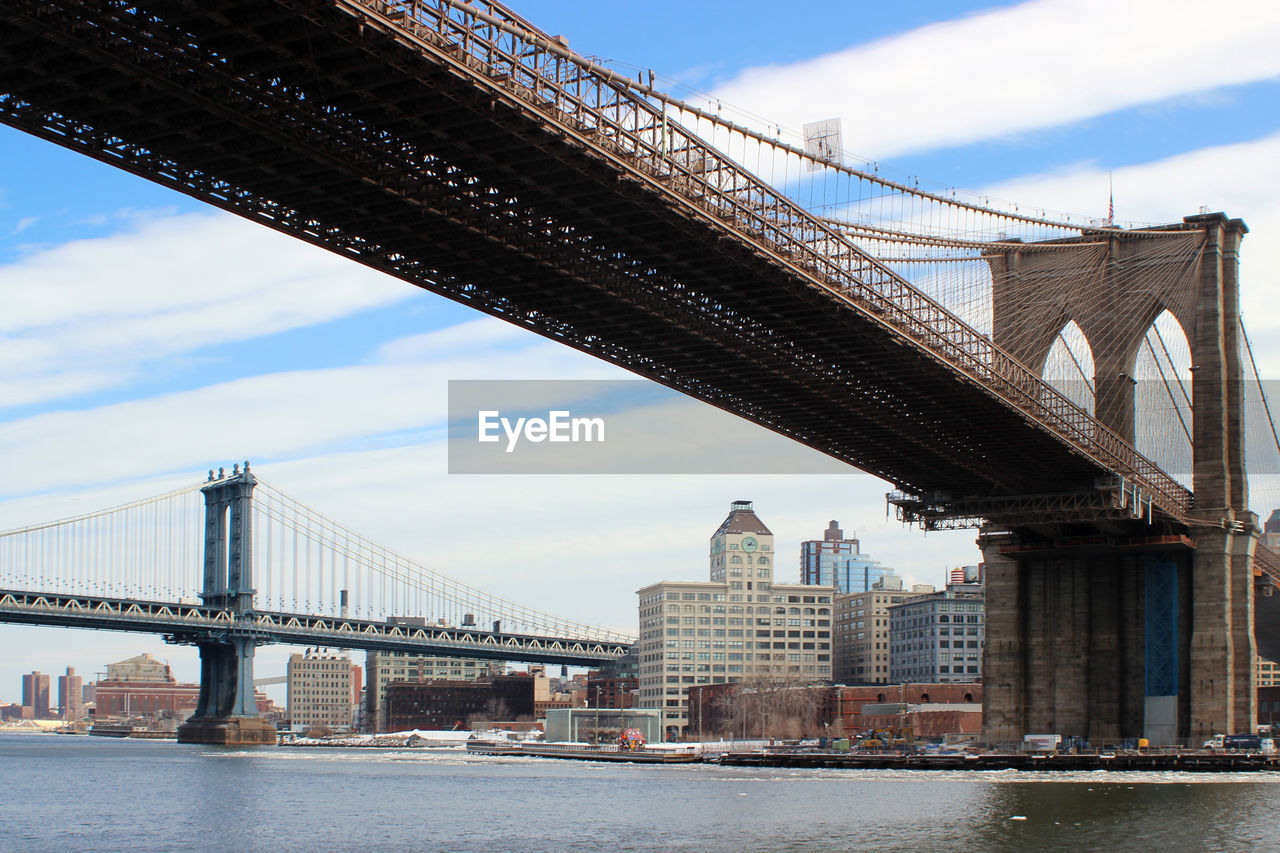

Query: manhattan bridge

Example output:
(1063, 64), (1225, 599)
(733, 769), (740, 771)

(1, 0), (1279, 744)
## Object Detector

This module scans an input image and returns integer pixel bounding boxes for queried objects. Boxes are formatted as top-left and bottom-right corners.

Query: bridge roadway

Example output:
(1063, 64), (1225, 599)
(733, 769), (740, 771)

(0, 588), (631, 666)
(0, 0), (1188, 524)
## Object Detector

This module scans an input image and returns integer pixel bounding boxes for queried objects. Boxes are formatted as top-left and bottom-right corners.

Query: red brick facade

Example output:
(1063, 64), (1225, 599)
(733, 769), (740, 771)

(687, 681), (982, 739)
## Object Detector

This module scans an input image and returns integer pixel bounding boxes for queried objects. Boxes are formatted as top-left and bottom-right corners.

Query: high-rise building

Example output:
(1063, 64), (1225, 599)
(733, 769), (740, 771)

(21, 671), (50, 719)
(288, 649), (359, 733)
(800, 521), (895, 594)
(637, 500), (836, 738)
(364, 649), (494, 731)
(832, 577), (936, 684)
(889, 579), (985, 684)
(57, 667), (84, 721)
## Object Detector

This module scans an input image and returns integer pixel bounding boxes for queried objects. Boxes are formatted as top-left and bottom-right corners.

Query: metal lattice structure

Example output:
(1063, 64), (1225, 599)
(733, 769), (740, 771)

(0, 0), (1208, 526)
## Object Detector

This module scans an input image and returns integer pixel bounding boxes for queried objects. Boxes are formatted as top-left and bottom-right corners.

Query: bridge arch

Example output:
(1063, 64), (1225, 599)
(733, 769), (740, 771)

(1134, 309), (1194, 488)
(1042, 320), (1096, 417)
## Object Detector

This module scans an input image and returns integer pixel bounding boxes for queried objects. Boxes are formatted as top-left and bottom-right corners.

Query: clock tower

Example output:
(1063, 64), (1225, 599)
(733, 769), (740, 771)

(709, 499), (774, 593)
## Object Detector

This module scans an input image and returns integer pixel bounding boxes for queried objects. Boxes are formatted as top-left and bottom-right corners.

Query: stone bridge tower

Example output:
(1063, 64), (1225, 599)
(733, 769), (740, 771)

(979, 212), (1257, 745)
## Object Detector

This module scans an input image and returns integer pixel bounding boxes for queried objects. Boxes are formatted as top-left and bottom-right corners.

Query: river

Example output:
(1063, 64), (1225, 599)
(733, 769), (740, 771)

(1, 734), (1276, 851)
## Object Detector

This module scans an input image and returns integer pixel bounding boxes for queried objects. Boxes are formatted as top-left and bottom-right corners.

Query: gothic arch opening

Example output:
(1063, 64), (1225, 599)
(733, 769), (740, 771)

(1042, 320), (1095, 416)
(1134, 310), (1193, 489)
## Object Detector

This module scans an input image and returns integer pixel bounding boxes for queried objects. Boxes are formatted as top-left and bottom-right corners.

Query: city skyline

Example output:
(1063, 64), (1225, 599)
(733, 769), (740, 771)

(4, 0), (1280, 699)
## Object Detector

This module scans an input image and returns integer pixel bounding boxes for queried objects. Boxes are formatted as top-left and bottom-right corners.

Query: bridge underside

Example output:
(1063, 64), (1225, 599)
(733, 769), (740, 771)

(0, 0), (1153, 507)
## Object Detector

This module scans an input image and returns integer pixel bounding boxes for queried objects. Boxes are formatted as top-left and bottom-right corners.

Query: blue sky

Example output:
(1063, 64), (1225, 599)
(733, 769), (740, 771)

(2, 0), (1280, 703)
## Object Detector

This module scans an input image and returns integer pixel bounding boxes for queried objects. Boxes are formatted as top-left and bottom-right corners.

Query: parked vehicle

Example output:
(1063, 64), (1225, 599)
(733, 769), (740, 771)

(1203, 733), (1269, 751)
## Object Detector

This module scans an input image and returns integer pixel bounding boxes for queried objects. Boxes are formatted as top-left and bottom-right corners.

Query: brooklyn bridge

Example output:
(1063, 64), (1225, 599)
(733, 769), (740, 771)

(0, 0), (1277, 745)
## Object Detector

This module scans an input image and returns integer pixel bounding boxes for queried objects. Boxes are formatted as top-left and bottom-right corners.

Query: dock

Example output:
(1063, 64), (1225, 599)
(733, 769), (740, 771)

(716, 751), (1279, 772)
(466, 740), (703, 763)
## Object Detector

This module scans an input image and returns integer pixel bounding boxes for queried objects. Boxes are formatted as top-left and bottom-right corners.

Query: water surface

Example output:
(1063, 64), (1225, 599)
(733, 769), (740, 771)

(1, 734), (1275, 851)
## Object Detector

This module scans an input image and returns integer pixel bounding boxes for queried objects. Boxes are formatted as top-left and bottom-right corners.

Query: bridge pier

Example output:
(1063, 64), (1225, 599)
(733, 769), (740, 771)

(1187, 523), (1258, 741)
(981, 539), (1150, 745)
(981, 529), (1256, 746)
(178, 638), (275, 745)
(177, 464), (275, 746)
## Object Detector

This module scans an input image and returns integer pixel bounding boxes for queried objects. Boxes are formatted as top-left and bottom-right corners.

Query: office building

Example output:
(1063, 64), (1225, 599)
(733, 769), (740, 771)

(637, 500), (836, 738)
(800, 521), (896, 594)
(832, 577), (936, 684)
(288, 649), (359, 733)
(889, 575), (985, 683)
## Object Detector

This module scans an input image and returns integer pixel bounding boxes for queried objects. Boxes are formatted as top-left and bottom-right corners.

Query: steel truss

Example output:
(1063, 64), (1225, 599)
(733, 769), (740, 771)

(0, 589), (630, 665)
(0, 0), (1191, 521)
(887, 478), (1160, 531)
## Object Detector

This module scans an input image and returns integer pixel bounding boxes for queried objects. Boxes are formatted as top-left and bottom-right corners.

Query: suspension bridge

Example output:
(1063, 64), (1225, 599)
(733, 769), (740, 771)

(1, 0), (1279, 744)
(0, 464), (633, 742)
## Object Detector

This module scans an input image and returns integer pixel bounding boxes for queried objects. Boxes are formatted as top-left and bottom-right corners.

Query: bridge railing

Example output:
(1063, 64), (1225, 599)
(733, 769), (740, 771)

(348, 0), (1190, 519)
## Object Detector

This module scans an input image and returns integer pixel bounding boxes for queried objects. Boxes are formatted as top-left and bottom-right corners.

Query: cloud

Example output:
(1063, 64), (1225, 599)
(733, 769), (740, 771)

(710, 0), (1280, 160)
(0, 317), (625, 499)
(9, 216), (36, 235)
(0, 211), (413, 409)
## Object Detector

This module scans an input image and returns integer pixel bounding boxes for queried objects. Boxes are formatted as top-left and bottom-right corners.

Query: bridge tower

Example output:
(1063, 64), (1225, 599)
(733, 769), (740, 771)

(979, 212), (1257, 746)
(176, 463), (276, 745)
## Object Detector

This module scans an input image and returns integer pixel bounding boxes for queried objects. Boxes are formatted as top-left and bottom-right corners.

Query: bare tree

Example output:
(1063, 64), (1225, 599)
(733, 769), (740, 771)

(728, 667), (828, 739)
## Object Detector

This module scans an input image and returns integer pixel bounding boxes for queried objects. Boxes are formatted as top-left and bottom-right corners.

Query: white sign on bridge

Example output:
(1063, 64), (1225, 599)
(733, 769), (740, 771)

(802, 118), (843, 171)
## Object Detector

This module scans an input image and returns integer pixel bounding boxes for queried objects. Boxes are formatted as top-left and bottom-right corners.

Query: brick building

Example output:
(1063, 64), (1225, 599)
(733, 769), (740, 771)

(57, 667), (84, 721)
(93, 681), (200, 720)
(586, 672), (637, 709)
(384, 676), (534, 731)
(21, 671), (50, 719)
(688, 681), (982, 740)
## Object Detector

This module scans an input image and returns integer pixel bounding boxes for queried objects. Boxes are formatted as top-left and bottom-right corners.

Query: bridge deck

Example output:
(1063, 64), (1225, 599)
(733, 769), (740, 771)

(0, 589), (631, 665)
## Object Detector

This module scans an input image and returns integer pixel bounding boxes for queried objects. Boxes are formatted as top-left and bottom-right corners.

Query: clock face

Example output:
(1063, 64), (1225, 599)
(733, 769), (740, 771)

(742, 536), (758, 553)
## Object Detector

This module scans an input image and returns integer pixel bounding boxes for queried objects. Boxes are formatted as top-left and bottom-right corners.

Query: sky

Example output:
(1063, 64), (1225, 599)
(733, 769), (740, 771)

(3, 0), (1280, 705)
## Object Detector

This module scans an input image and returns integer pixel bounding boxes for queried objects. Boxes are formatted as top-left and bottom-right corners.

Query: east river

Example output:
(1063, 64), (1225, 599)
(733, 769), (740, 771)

(2, 733), (1278, 852)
